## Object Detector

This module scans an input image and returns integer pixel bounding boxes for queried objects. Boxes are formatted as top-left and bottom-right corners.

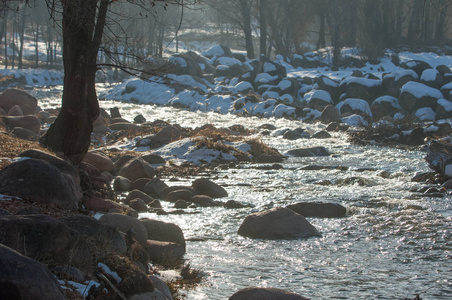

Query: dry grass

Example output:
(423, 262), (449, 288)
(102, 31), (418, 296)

(0, 123), (51, 169)
(246, 138), (280, 157)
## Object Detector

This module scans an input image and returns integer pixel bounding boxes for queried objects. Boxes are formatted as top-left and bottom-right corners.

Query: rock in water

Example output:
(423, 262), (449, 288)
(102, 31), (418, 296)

(238, 207), (320, 239)
(229, 287), (310, 300)
(286, 202), (346, 218)
(192, 178), (228, 198)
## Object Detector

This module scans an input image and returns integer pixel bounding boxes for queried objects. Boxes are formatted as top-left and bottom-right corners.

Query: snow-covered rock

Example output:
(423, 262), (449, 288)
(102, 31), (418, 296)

(336, 98), (372, 118)
(415, 107), (436, 121)
(304, 89), (333, 107)
(399, 81), (443, 111)
(371, 95), (401, 120)
(436, 98), (452, 119)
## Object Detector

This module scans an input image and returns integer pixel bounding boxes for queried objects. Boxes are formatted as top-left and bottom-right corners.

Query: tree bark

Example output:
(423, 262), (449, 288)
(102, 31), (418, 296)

(239, 0), (255, 59)
(41, 0), (109, 165)
(259, 0), (267, 57)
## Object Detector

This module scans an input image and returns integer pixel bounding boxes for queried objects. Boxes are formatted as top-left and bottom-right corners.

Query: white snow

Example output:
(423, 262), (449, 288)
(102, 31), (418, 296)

(393, 112), (406, 120)
(0, 69), (63, 86)
(169, 56), (187, 68)
(304, 89), (333, 105)
(372, 95), (401, 108)
(255, 73), (278, 84)
(340, 77), (381, 88)
(264, 62), (277, 73)
(280, 94), (294, 104)
(336, 98), (372, 117)
(421, 69), (439, 82)
(385, 69), (419, 82)
(262, 90), (280, 99)
(216, 57), (242, 67)
(97, 263), (122, 283)
(437, 99), (452, 112)
(273, 104), (295, 118)
(278, 79), (292, 91)
(58, 280), (101, 297)
(341, 114), (368, 126)
(401, 81), (443, 99)
(202, 45), (225, 58)
(415, 107), (436, 121)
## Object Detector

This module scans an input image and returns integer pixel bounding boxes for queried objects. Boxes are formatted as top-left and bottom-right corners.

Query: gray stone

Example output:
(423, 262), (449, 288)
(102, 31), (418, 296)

(287, 202), (346, 218)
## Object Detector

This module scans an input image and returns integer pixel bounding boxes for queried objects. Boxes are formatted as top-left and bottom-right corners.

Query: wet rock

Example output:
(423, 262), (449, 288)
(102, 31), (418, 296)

(320, 104), (341, 124)
(110, 107), (121, 118)
(134, 114), (146, 124)
(167, 189), (196, 202)
(371, 95), (401, 120)
(142, 177), (168, 198)
(83, 151), (115, 173)
(191, 195), (216, 207)
(11, 127), (40, 141)
(255, 153), (284, 163)
(119, 157), (156, 182)
(229, 287), (310, 300)
(130, 178), (152, 191)
(0, 214), (91, 271)
(99, 213), (149, 247)
(129, 198), (149, 212)
(3, 115), (41, 133)
(0, 88), (38, 115)
(141, 218), (186, 249)
(113, 176), (131, 192)
(109, 122), (139, 131)
(311, 130), (331, 139)
(0, 244), (65, 300)
(192, 178), (228, 198)
(238, 207), (320, 239)
(149, 199), (162, 208)
(146, 240), (185, 261)
(59, 214), (127, 255)
(285, 146), (329, 157)
(161, 186), (197, 200)
(287, 202), (346, 218)
(84, 194), (129, 214)
(114, 154), (134, 170)
(126, 189), (156, 204)
(0, 158), (81, 210)
(225, 200), (249, 209)
(283, 129), (303, 140)
(174, 200), (188, 209)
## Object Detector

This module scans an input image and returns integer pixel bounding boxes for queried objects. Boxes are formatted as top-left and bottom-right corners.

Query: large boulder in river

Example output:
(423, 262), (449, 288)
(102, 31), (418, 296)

(0, 215), (91, 271)
(0, 158), (81, 210)
(0, 244), (65, 300)
(192, 178), (228, 198)
(99, 213), (148, 247)
(286, 202), (346, 218)
(119, 157), (155, 182)
(229, 287), (309, 300)
(0, 88), (38, 115)
(285, 146), (329, 157)
(141, 218), (186, 249)
(237, 207), (320, 239)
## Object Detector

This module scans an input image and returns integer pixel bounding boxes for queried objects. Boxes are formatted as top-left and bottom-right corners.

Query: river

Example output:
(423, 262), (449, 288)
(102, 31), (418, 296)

(31, 84), (451, 300)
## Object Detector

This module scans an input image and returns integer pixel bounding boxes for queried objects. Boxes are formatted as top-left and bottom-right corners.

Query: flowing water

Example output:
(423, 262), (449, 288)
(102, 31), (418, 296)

(32, 85), (451, 300)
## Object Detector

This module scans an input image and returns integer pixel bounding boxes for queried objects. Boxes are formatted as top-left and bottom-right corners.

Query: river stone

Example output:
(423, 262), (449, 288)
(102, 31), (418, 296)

(126, 189), (156, 204)
(161, 186), (197, 200)
(0, 88), (38, 115)
(113, 176), (131, 192)
(99, 213), (148, 247)
(287, 202), (346, 218)
(285, 146), (329, 157)
(0, 244), (66, 300)
(174, 200), (188, 209)
(0, 214), (91, 271)
(0, 158), (80, 210)
(191, 195), (216, 207)
(149, 126), (186, 148)
(119, 157), (155, 182)
(146, 240), (185, 261)
(229, 287), (310, 300)
(12, 127), (40, 141)
(148, 275), (174, 300)
(238, 207), (320, 240)
(3, 115), (41, 133)
(166, 189), (196, 202)
(83, 151), (115, 173)
(192, 178), (228, 198)
(320, 104), (341, 123)
(141, 218), (186, 249)
(141, 153), (166, 164)
(8, 104), (24, 116)
(129, 198), (149, 212)
(142, 177), (168, 198)
(59, 214), (127, 255)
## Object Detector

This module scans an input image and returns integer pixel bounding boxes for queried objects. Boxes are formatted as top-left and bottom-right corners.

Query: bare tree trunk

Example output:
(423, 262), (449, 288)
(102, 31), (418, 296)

(18, 5), (26, 69)
(34, 13), (39, 68)
(239, 0), (255, 59)
(41, 0), (109, 165)
(259, 0), (267, 57)
(316, 11), (325, 49)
